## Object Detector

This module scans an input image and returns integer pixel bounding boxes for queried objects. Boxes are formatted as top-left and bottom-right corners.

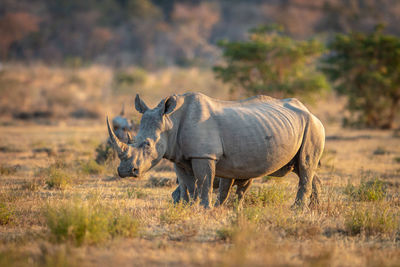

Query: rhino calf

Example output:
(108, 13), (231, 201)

(107, 92), (325, 209)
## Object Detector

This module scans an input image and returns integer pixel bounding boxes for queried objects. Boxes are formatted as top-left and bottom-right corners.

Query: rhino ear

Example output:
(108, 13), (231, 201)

(135, 94), (149, 114)
(161, 95), (177, 115)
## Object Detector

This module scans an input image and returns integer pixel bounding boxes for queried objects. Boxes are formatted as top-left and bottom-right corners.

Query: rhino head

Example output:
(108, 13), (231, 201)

(107, 94), (177, 178)
(109, 104), (135, 144)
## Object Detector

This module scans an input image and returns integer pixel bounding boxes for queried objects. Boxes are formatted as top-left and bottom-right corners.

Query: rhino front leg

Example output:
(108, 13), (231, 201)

(191, 158), (216, 208)
(215, 178), (234, 207)
(174, 164), (195, 203)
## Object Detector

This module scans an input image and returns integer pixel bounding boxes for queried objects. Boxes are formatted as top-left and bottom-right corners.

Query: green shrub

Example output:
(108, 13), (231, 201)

(322, 25), (400, 129)
(345, 204), (399, 236)
(213, 24), (329, 100)
(45, 199), (140, 246)
(344, 179), (386, 201)
(0, 203), (13, 225)
(244, 184), (288, 207)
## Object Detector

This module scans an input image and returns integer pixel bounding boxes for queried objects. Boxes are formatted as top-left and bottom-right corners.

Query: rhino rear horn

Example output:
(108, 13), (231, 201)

(106, 116), (129, 157)
(120, 103), (125, 116)
(127, 132), (135, 144)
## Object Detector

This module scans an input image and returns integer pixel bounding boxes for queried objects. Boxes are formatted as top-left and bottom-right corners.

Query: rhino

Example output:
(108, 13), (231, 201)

(109, 104), (137, 144)
(107, 92), (325, 208)
(95, 105), (137, 164)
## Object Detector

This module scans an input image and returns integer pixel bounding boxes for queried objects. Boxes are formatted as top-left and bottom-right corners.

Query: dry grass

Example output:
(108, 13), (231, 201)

(0, 121), (399, 266)
(0, 67), (399, 265)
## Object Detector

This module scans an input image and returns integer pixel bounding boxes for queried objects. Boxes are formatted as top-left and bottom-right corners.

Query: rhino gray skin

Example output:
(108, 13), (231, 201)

(107, 92), (325, 209)
(171, 177), (253, 206)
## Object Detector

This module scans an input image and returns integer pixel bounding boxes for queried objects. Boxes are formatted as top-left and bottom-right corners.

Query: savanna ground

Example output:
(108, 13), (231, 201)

(0, 66), (400, 267)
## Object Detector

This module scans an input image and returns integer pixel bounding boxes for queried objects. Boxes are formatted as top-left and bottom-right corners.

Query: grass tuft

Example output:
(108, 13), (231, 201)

(244, 184), (288, 207)
(0, 164), (18, 176)
(79, 159), (105, 175)
(160, 202), (192, 225)
(345, 204), (399, 237)
(44, 199), (140, 246)
(145, 176), (174, 188)
(0, 203), (13, 225)
(344, 179), (387, 201)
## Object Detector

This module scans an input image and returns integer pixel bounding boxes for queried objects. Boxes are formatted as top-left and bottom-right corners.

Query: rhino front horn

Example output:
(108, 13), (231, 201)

(106, 116), (129, 157)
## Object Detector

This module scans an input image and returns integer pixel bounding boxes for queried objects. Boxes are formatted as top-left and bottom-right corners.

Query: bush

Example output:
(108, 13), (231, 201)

(344, 179), (387, 202)
(213, 24), (329, 100)
(45, 199), (140, 246)
(322, 25), (400, 129)
(345, 204), (399, 236)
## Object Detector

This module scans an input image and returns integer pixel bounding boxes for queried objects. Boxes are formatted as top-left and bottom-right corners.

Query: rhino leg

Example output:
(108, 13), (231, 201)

(215, 178), (234, 207)
(191, 159), (216, 208)
(172, 185), (181, 204)
(235, 179), (253, 205)
(309, 174), (321, 209)
(293, 119), (324, 209)
(174, 164), (195, 203)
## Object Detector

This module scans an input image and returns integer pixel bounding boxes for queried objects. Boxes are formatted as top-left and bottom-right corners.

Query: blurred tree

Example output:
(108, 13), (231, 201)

(322, 25), (400, 129)
(213, 25), (329, 100)
(0, 12), (39, 60)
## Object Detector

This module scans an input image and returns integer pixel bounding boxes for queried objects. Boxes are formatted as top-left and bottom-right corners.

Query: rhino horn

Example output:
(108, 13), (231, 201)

(106, 116), (128, 157)
(126, 132), (135, 144)
(120, 103), (125, 116)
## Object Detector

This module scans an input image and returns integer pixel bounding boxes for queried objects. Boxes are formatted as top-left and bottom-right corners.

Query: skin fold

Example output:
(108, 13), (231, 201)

(107, 92), (325, 209)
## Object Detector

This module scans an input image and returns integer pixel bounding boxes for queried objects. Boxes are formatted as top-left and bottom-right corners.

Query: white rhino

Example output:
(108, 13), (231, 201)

(96, 105), (137, 164)
(107, 92), (325, 208)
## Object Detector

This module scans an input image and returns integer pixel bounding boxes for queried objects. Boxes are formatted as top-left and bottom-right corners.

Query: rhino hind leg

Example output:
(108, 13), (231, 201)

(309, 174), (321, 209)
(234, 179), (253, 205)
(293, 119), (324, 209)
(172, 185), (181, 204)
(215, 178), (234, 207)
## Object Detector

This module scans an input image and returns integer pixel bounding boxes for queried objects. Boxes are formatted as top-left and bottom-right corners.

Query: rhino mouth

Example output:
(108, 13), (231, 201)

(117, 167), (139, 178)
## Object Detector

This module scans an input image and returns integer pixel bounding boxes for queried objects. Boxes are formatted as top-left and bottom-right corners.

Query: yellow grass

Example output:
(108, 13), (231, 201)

(0, 120), (399, 266)
(0, 65), (399, 266)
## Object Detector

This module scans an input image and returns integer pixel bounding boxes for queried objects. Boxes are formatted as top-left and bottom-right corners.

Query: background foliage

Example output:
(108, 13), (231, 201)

(213, 25), (329, 100)
(322, 26), (400, 129)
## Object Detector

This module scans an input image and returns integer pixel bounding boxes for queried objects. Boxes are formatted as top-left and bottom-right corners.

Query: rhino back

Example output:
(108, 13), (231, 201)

(170, 93), (313, 178)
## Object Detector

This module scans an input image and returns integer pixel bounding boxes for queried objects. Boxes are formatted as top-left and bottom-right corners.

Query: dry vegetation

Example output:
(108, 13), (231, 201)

(0, 66), (399, 266)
